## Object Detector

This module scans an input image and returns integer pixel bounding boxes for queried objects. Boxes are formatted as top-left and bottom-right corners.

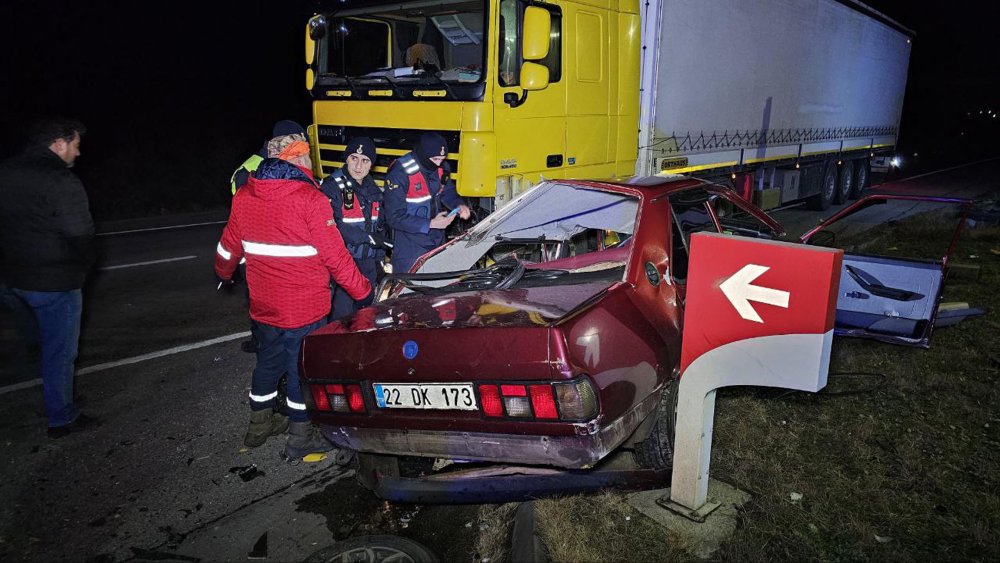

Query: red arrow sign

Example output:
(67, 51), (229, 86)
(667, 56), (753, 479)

(680, 233), (843, 374)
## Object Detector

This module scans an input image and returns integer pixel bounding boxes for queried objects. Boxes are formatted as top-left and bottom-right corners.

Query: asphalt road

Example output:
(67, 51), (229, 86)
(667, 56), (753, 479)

(0, 159), (996, 562)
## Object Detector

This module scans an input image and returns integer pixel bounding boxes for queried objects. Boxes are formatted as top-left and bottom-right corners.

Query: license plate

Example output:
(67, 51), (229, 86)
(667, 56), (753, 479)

(373, 383), (478, 411)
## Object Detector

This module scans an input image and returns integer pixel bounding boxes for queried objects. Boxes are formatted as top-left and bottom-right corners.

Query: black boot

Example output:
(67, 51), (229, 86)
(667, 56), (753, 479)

(244, 408), (289, 448)
(283, 421), (334, 460)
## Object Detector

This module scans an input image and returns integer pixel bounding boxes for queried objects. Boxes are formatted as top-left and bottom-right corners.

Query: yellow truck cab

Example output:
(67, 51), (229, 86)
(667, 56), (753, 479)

(304, 0), (911, 212)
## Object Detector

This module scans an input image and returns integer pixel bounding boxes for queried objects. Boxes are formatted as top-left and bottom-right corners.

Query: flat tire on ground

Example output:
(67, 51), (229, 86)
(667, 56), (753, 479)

(852, 158), (871, 198)
(834, 160), (854, 204)
(633, 379), (679, 470)
(808, 160), (838, 210)
(306, 535), (438, 563)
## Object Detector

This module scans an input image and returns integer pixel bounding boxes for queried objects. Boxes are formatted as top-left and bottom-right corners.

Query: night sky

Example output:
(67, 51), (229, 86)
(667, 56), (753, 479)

(1, 0), (995, 220)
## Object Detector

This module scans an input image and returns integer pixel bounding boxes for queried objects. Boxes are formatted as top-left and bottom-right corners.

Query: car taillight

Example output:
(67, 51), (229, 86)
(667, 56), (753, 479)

(529, 385), (558, 419)
(310, 385), (331, 411)
(554, 378), (598, 420)
(477, 378), (597, 421)
(347, 384), (365, 413)
(479, 385), (503, 417)
(499, 384), (531, 417)
(309, 383), (366, 414)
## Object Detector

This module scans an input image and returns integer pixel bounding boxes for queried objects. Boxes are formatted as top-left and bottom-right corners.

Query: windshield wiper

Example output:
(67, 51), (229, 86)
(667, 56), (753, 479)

(359, 74), (401, 97)
(377, 258), (527, 297)
(494, 235), (563, 245)
(413, 72), (456, 99)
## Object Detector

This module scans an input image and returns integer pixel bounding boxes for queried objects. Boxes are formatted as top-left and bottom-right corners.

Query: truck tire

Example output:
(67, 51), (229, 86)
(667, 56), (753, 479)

(807, 160), (838, 211)
(834, 160), (854, 204)
(852, 159), (870, 198)
(633, 379), (679, 470)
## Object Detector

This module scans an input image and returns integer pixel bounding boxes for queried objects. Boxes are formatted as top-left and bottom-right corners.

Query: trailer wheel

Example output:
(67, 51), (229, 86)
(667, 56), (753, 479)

(852, 159), (870, 198)
(834, 160), (854, 204)
(633, 379), (679, 470)
(808, 161), (838, 210)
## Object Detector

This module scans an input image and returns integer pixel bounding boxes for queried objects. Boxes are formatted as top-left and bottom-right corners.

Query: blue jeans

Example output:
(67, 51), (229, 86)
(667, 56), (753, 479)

(250, 318), (326, 423)
(10, 288), (82, 428)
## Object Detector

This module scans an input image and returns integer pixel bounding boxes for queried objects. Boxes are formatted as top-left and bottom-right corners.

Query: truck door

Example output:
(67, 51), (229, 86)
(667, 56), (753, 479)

(564, 3), (611, 176)
(494, 0), (567, 194)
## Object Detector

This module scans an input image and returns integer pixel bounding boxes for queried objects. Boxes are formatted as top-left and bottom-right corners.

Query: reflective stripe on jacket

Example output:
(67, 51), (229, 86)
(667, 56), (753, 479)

(215, 158), (371, 328)
(319, 168), (385, 261)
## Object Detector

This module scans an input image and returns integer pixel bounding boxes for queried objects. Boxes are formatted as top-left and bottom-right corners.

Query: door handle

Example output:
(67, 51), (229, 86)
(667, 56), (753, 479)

(546, 154), (563, 168)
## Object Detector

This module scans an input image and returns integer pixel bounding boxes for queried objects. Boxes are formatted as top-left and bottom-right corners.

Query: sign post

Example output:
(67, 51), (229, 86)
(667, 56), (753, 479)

(665, 232), (843, 519)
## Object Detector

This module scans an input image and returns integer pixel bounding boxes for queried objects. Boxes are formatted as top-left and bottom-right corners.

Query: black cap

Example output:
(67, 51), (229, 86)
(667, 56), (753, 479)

(271, 120), (305, 138)
(343, 136), (376, 162)
(416, 132), (448, 166)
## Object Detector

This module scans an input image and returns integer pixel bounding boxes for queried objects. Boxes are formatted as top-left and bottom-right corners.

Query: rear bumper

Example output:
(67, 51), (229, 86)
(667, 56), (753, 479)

(316, 390), (661, 469)
(374, 466), (670, 504)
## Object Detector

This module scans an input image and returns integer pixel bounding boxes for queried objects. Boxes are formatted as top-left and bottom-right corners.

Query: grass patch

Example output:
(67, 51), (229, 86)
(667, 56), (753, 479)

(477, 218), (999, 561)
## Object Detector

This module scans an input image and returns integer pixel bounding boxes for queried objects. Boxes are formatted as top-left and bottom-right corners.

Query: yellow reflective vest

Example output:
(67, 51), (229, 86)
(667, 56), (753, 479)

(229, 154), (264, 195)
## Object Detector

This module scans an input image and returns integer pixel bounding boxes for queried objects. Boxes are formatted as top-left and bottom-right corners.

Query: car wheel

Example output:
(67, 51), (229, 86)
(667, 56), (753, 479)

(834, 160), (854, 204)
(852, 159), (870, 198)
(305, 535), (438, 563)
(633, 379), (678, 470)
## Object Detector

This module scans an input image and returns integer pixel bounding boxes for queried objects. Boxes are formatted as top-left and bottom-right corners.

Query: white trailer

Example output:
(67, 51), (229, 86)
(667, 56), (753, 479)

(637, 0), (913, 209)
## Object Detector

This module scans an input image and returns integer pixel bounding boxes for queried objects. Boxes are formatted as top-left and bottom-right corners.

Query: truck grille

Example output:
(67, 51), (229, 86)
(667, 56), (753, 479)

(315, 126), (460, 186)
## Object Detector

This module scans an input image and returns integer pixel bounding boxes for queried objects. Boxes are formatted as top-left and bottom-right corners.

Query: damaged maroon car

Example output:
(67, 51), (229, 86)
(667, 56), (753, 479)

(299, 177), (784, 474)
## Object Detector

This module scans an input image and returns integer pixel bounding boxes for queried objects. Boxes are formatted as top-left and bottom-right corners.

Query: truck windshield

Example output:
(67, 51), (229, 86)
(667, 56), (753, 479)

(314, 0), (486, 100)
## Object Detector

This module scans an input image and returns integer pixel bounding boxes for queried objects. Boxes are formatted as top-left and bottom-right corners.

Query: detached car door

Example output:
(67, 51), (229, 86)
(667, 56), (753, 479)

(800, 194), (972, 347)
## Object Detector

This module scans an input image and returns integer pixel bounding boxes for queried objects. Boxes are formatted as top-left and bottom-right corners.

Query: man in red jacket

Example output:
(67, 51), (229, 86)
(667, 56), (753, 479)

(215, 133), (371, 461)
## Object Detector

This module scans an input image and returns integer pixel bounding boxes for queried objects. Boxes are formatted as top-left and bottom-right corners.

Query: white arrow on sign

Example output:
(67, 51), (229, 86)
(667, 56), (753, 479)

(719, 264), (790, 323)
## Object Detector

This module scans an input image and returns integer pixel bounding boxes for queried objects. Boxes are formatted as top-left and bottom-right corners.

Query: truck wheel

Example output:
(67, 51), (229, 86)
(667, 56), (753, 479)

(834, 160), (854, 204)
(807, 161), (838, 210)
(852, 159), (870, 198)
(633, 379), (679, 470)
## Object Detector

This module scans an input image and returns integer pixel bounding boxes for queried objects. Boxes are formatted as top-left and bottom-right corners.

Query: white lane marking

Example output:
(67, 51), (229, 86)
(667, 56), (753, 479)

(97, 220), (228, 237)
(100, 255), (198, 271)
(0, 331), (251, 396)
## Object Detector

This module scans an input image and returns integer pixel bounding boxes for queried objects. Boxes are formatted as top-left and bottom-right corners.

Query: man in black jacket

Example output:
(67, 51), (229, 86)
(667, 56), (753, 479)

(0, 117), (98, 438)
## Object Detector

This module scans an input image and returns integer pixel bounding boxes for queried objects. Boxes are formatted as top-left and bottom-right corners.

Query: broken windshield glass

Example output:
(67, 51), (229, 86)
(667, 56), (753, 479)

(385, 182), (639, 295)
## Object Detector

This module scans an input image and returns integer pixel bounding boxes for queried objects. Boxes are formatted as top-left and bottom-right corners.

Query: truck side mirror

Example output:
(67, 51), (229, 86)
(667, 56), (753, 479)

(305, 15), (326, 91)
(522, 7), (551, 60)
(308, 15), (327, 40)
(520, 62), (550, 91)
(506, 6), (552, 108)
